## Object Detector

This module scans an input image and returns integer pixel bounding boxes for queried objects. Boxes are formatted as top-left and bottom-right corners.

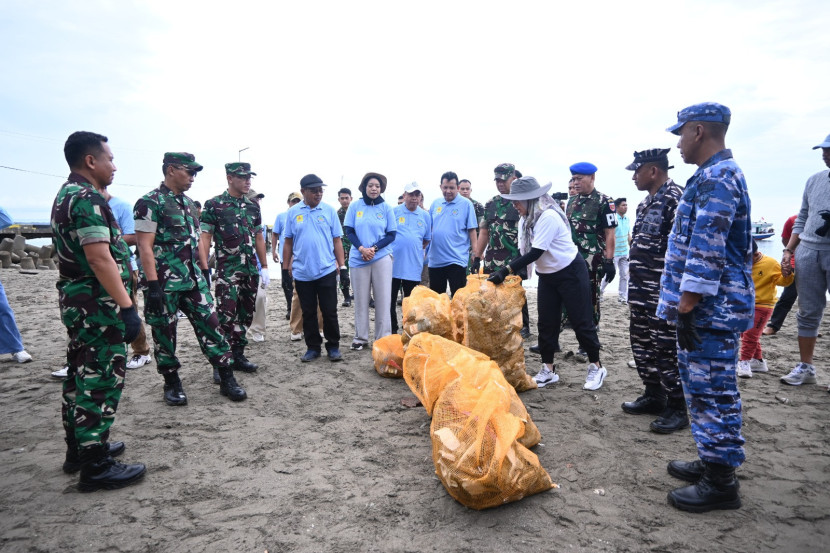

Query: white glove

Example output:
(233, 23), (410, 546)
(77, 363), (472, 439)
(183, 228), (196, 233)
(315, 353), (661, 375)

(260, 267), (270, 288)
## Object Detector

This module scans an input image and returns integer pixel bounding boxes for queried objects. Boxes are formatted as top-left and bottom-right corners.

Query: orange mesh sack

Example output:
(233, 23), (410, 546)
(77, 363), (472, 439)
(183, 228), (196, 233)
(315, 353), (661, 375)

(372, 334), (405, 378)
(451, 274), (536, 392)
(430, 376), (555, 510)
(402, 333), (541, 448)
(400, 286), (453, 346)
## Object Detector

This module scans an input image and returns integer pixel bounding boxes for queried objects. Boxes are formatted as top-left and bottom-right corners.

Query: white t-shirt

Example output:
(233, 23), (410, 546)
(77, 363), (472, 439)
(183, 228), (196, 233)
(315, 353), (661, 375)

(531, 209), (579, 274)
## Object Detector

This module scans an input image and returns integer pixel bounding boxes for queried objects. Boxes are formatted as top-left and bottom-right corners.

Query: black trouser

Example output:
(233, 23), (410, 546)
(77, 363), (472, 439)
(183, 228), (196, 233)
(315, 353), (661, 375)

(390, 278), (419, 333)
(294, 270), (340, 352)
(281, 268), (294, 313)
(767, 280), (798, 332)
(522, 300), (530, 329)
(537, 255), (601, 364)
(428, 264), (467, 297)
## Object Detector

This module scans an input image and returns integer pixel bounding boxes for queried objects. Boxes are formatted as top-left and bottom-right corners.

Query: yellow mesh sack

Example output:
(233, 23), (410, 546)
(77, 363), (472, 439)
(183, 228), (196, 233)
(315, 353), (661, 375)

(372, 334), (405, 378)
(430, 376), (555, 510)
(402, 333), (540, 448)
(400, 285), (453, 346)
(451, 274), (536, 392)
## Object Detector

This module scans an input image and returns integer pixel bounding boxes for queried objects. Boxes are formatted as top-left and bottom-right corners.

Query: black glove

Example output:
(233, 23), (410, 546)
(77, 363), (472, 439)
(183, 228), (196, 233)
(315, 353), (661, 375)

(120, 306), (142, 344)
(204, 271), (211, 289)
(603, 258), (616, 283)
(517, 266), (528, 280)
(146, 280), (164, 315)
(339, 267), (349, 282)
(471, 257), (481, 273)
(487, 267), (510, 285)
(676, 310), (702, 352)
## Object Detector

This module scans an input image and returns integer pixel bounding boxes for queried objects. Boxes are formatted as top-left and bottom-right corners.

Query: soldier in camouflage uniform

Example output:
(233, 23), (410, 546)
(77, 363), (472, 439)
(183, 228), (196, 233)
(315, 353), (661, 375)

(337, 188), (353, 306)
(620, 148), (688, 434)
(658, 103), (753, 513)
(473, 163), (531, 337)
(52, 131), (146, 491)
(566, 162), (617, 330)
(134, 152), (246, 406)
(200, 163), (267, 380)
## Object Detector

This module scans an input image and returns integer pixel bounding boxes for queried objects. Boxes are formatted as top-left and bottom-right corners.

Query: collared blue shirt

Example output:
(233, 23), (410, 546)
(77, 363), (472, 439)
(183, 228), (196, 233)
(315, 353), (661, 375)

(392, 203), (431, 281)
(283, 200), (342, 281)
(344, 198), (397, 268)
(428, 195), (477, 268)
(273, 212), (288, 236)
(614, 213), (630, 256)
(657, 149), (754, 331)
(108, 196), (137, 270)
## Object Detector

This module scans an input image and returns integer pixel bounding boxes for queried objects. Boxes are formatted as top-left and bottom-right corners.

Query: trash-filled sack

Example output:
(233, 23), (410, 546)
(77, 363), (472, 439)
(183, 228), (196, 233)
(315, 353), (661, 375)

(403, 333), (540, 448)
(430, 376), (555, 510)
(400, 285), (453, 346)
(372, 334), (404, 378)
(451, 274), (536, 392)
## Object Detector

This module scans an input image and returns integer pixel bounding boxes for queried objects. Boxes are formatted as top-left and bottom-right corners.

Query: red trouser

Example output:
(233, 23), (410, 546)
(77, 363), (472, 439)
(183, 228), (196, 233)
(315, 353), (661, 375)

(740, 306), (772, 361)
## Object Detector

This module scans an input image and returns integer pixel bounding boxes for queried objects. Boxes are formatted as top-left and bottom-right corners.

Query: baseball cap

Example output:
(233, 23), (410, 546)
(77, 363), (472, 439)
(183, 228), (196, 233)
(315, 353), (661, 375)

(667, 102), (731, 135)
(493, 163), (515, 181)
(163, 152), (203, 172)
(225, 162), (257, 177)
(812, 133), (830, 150)
(403, 181), (421, 194)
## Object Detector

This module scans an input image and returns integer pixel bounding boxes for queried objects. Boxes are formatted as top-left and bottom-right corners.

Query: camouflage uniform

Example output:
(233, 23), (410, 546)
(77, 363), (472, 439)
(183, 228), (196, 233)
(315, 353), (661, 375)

(51, 174), (132, 451)
(134, 184), (233, 376)
(337, 206), (351, 299)
(657, 148), (754, 467)
(201, 190), (261, 350)
(566, 189), (617, 326)
(629, 178), (684, 399)
(482, 196), (520, 272)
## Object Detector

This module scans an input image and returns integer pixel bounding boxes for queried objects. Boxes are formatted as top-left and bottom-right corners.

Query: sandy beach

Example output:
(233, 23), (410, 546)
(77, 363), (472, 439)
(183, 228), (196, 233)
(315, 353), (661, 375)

(0, 269), (828, 553)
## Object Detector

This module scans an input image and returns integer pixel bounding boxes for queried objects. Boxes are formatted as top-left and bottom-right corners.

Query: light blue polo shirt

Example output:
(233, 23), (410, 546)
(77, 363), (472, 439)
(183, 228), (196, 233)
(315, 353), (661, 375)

(108, 196), (137, 271)
(392, 203), (431, 281)
(344, 198), (397, 268)
(283, 200), (342, 281)
(614, 213), (631, 257)
(273, 211), (288, 236)
(428, 196), (477, 268)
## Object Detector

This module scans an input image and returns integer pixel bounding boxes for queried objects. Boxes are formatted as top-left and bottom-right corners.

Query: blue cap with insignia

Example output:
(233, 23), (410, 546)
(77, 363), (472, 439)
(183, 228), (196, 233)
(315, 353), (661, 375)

(569, 162), (597, 175)
(666, 102), (731, 135)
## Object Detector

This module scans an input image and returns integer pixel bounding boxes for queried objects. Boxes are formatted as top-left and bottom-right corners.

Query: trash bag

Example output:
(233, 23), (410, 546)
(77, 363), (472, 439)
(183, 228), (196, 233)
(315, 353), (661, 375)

(372, 334), (404, 378)
(451, 274), (536, 392)
(403, 333), (540, 448)
(430, 376), (555, 510)
(400, 285), (453, 346)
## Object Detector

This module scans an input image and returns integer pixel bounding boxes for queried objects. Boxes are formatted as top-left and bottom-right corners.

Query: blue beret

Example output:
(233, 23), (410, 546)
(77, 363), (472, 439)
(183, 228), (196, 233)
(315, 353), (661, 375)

(667, 102), (731, 135)
(569, 162), (597, 175)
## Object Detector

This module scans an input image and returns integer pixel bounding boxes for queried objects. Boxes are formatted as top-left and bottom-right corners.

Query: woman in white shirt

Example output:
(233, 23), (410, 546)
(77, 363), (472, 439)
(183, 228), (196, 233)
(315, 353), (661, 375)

(488, 177), (607, 391)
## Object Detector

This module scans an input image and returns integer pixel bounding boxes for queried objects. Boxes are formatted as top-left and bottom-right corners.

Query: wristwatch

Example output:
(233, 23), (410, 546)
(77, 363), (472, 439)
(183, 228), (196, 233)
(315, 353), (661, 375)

(783, 248), (794, 254)
(372, 245), (379, 252)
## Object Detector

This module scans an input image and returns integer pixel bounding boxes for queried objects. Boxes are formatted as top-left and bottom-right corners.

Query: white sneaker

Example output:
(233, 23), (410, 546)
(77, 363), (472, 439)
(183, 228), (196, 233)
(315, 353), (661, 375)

(177, 310), (186, 319)
(533, 364), (559, 388)
(736, 360), (752, 379)
(749, 358), (768, 372)
(627, 359), (637, 369)
(126, 354), (152, 369)
(51, 365), (69, 379)
(250, 332), (265, 343)
(780, 363), (817, 386)
(290, 333), (303, 341)
(12, 350), (32, 363)
(583, 363), (607, 390)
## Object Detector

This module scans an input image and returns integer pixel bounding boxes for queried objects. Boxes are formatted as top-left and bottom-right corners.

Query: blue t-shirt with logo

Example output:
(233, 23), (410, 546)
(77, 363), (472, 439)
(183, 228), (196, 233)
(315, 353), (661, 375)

(273, 211), (288, 236)
(392, 203), (431, 281)
(344, 198), (397, 268)
(283, 201), (342, 281)
(428, 196), (477, 268)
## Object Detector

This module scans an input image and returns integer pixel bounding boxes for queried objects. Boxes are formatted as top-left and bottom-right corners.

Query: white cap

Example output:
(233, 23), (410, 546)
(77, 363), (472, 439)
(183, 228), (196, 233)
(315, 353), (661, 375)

(403, 181), (421, 194)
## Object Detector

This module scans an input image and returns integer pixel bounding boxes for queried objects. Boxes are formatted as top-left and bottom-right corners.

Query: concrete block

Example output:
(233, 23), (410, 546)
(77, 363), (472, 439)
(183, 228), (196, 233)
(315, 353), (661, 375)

(0, 238), (13, 252)
(0, 251), (10, 268)
(19, 256), (35, 270)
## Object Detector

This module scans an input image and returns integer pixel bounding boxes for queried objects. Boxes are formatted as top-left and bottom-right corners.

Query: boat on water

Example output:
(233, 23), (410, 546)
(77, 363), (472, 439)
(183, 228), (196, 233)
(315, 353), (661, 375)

(752, 219), (776, 240)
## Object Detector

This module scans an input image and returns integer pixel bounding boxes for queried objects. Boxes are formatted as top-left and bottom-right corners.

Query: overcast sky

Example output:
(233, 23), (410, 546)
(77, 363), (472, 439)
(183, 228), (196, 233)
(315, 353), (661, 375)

(1, 0), (828, 231)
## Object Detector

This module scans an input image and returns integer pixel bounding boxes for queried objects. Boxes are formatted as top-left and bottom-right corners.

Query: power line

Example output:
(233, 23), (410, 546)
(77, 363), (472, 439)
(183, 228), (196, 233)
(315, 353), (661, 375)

(0, 164), (148, 188)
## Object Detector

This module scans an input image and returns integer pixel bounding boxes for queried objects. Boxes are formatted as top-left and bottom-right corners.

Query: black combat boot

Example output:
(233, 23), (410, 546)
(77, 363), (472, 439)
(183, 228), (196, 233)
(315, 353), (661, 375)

(232, 347), (258, 373)
(218, 367), (247, 402)
(163, 371), (187, 406)
(667, 459), (706, 482)
(63, 434), (125, 474)
(78, 444), (146, 492)
(668, 461), (741, 513)
(213, 367), (220, 385)
(650, 397), (690, 434)
(621, 383), (666, 415)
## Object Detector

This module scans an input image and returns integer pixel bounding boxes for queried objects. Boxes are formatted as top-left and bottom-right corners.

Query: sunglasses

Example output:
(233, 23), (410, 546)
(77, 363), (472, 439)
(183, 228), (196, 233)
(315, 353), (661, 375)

(177, 166), (198, 177)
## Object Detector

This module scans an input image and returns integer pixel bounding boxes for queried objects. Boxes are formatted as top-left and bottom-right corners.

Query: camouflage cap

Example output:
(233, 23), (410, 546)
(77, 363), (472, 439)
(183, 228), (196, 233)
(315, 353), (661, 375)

(493, 163), (515, 180)
(625, 148), (674, 171)
(667, 102), (731, 135)
(244, 188), (264, 201)
(287, 191), (302, 203)
(163, 152), (203, 172)
(225, 162), (257, 177)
